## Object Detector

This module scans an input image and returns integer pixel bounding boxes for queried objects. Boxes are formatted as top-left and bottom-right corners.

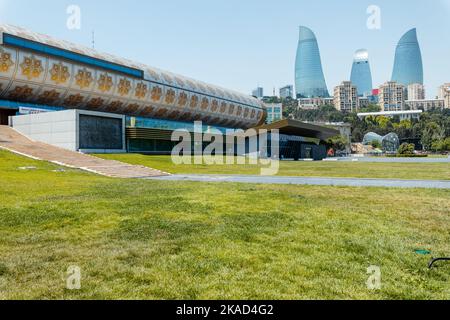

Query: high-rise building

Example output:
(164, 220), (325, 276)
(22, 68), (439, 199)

(279, 85), (294, 99)
(438, 83), (450, 108)
(407, 83), (425, 100)
(252, 87), (264, 99)
(378, 81), (405, 112)
(333, 81), (359, 112)
(391, 28), (424, 86)
(295, 26), (330, 98)
(350, 49), (373, 97)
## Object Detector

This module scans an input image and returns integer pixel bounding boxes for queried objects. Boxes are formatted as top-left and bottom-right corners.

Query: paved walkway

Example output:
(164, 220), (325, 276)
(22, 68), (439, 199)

(0, 126), (168, 178)
(327, 157), (450, 163)
(151, 174), (450, 189)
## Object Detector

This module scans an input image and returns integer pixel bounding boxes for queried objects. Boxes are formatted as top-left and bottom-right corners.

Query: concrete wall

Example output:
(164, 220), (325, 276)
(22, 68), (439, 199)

(11, 110), (78, 151)
(10, 109), (126, 153)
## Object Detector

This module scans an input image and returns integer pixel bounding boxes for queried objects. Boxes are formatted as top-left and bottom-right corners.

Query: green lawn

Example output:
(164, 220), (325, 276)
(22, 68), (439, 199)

(96, 154), (450, 181)
(0, 149), (449, 300)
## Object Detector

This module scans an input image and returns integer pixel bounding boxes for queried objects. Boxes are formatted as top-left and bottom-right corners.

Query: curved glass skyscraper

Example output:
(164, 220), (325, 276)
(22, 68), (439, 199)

(391, 28), (423, 86)
(350, 49), (373, 97)
(295, 26), (329, 98)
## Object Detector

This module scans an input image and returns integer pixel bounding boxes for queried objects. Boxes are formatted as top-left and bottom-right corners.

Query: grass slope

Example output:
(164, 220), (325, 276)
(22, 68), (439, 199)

(0, 150), (449, 300)
(96, 154), (450, 181)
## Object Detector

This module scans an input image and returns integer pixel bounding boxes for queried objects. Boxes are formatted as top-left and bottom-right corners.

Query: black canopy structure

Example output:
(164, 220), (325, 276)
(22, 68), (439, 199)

(253, 119), (339, 141)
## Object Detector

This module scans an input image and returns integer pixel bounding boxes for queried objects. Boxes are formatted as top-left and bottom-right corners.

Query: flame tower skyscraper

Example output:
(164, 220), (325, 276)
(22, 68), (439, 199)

(295, 26), (330, 98)
(391, 28), (424, 86)
(350, 49), (373, 97)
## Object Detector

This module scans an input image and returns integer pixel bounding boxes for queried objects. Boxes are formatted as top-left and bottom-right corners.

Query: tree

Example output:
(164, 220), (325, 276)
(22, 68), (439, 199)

(393, 119), (413, 141)
(421, 122), (444, 151)
(282, 97), (301, 119)
(431, 137), (450, 152)
(291, 105), (345, 123)
(376, 116), (392, 130)
(326, 135), (349, 152)
(398, 143), (415, 155)
(443, 137), (450, 152)
(364, 115), (378, 127)
(359, 104), (381, 113)
(286, 103), (450, 149)
(262, 96), (282, 104)
(351, 127), (364, 143)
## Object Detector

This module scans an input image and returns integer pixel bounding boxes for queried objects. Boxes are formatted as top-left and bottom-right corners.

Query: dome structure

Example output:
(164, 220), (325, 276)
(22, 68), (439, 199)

(382, 133), (400, 153)
(363, 132), (400, 153)
(363, 132), (382, 146)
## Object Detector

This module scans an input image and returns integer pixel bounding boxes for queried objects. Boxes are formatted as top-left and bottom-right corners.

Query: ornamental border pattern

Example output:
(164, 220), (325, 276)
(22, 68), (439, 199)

(0, 46), (264, 128)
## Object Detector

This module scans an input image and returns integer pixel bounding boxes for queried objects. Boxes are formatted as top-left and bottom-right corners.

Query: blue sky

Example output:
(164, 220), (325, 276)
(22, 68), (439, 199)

(0, 0), (449, 98)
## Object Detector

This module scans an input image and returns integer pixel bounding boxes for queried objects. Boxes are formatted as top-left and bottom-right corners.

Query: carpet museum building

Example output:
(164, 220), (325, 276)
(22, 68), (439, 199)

(0, 24), (337, 160)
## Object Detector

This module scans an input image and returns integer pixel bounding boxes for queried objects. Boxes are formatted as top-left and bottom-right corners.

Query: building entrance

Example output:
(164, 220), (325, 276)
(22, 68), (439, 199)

(0, 108), (17, 125)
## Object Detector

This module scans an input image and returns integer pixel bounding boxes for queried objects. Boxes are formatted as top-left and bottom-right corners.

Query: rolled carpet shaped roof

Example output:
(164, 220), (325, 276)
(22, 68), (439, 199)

(0, 24), (266, 129)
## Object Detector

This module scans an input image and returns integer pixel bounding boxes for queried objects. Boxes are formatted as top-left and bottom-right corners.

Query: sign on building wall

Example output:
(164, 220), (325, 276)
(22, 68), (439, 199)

(18, 107), (51, 115)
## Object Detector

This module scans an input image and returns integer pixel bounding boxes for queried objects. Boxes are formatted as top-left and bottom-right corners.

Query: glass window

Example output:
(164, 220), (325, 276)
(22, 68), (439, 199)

(128, 116), (234, 134)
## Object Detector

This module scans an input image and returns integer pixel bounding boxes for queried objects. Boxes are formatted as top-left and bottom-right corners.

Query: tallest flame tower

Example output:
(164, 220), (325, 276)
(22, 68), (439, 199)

(295, 26), (330, 98)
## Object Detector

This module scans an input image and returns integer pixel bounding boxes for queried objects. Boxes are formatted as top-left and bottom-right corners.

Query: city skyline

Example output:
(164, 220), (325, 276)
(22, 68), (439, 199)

(0, 0), (448, 99)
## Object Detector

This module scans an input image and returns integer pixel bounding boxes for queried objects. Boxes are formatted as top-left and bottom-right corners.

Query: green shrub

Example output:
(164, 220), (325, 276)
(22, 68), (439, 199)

(431, 137), (450, 152)
(398, 143), (415, 155)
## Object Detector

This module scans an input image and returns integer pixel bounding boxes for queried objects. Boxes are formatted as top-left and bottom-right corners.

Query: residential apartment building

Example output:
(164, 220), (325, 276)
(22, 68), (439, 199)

(298, 98), (334, 110)
(333, 81), (359, 112)
(265, 103), (283, 124)
(378, 81), (405, 111)
(439, 83), (450, 108)
(358, 97), (370, 109)
(407, 83), (425, 100)
(406, 99), (445, 111)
